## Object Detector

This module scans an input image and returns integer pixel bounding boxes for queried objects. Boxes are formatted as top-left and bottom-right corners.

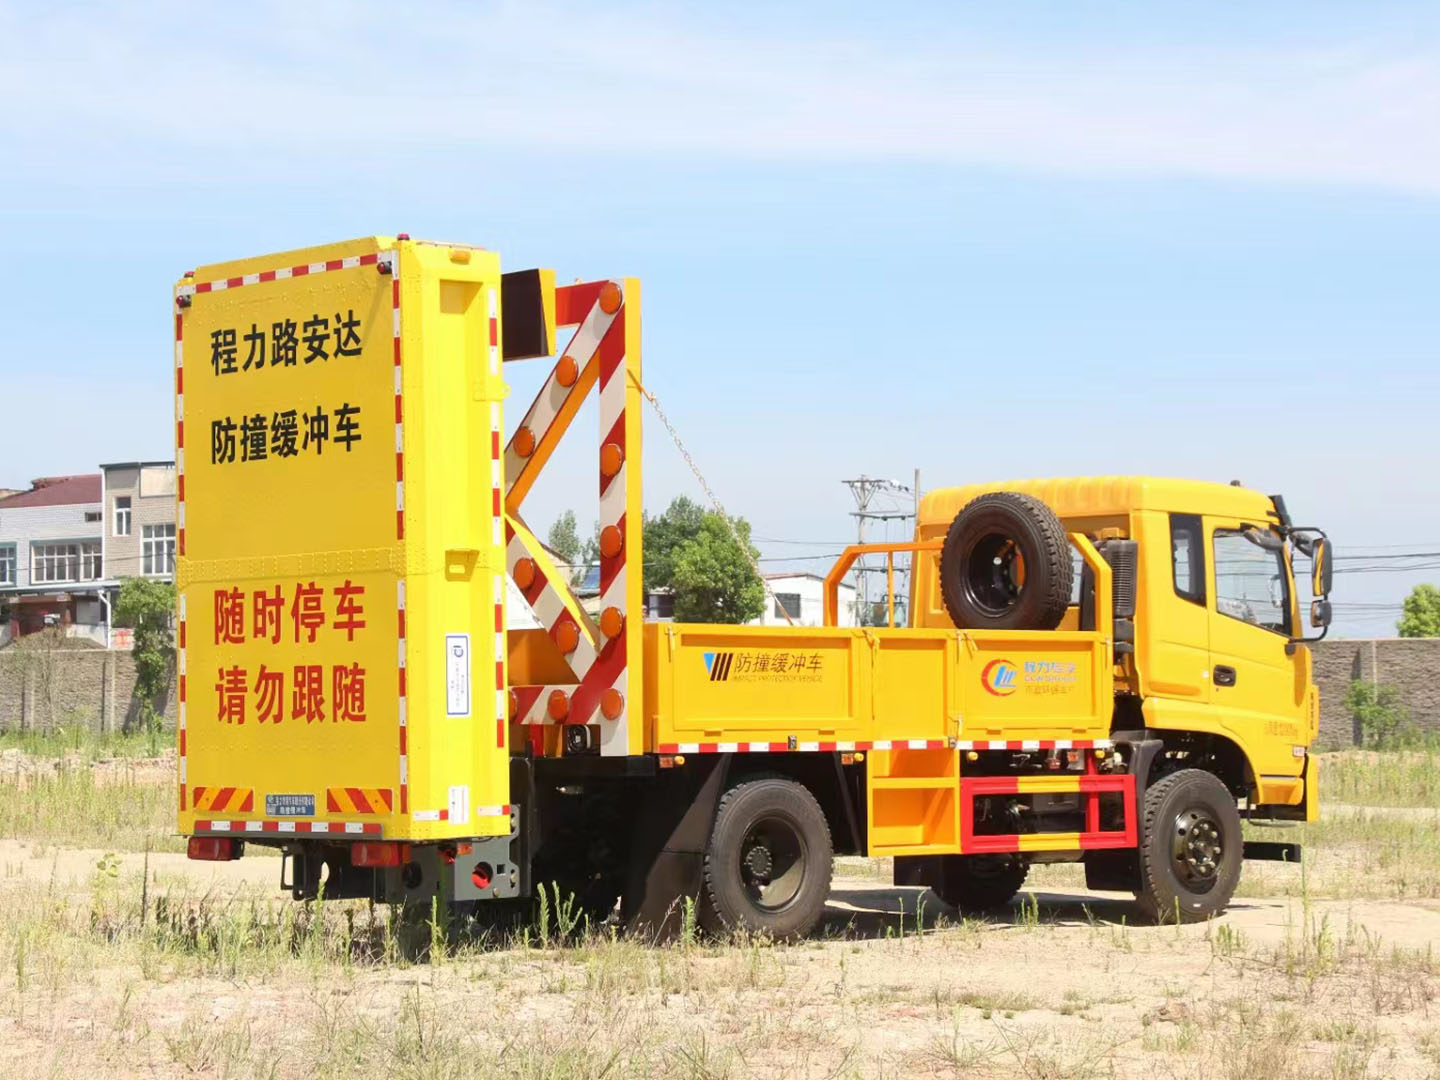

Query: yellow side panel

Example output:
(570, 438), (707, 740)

(956, 630), (1112, 743)
(646, 624), (959, 747)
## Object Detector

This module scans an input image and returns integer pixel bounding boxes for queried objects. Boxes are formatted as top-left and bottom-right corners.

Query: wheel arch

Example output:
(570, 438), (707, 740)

(1120, 704), (1257, 800)
(728, 754), (865, 856)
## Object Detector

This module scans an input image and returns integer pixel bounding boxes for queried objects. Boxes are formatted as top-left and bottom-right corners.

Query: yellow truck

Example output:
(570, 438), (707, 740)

(175, 235), (1331, 934)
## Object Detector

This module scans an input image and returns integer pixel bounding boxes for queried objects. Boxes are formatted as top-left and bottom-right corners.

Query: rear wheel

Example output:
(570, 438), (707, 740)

(700, 777), (832, 941)
(1134, 769), (1242, 923)
(930, 854), (1028, 913)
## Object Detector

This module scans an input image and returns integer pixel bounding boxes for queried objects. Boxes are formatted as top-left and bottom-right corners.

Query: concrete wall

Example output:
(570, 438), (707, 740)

(1311, 637), (1440, 747)
(0, 632), (1431, 744)
(0, 645), (176, 733)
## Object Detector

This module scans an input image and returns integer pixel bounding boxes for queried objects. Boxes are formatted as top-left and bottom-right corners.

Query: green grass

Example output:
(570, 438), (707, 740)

(0, 769), (181, 853)
(0, 727), (167, 762)
(1318, 748), (1440, 808)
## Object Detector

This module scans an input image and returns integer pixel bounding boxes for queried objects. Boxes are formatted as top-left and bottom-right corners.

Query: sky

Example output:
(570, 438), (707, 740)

(1, 0), (1439, 636)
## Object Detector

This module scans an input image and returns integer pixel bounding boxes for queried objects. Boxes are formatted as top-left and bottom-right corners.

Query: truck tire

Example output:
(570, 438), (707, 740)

(700, 776), (832, 941)
(931, 854), (1028, 914)
(939, 492), (1072, 631)
(1134, 769), (1242, 923)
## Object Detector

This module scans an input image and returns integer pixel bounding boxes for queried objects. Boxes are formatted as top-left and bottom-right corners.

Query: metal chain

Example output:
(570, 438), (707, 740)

(630, 372), (796, 626)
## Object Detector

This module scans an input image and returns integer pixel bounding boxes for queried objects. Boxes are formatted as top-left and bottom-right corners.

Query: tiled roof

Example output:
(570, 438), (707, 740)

(0, 475), (102, 509)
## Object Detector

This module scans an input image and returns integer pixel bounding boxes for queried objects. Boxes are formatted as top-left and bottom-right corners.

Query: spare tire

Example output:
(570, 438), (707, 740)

(939, 492), (1072, 631)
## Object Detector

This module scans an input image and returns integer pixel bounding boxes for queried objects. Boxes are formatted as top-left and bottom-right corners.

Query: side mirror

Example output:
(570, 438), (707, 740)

(1311, 538), (1333, 597)
(1310, 598), (1332, 629)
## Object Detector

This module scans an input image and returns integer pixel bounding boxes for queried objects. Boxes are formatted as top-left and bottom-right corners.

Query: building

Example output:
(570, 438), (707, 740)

(100, 462), (177, 583)
(752, 572), (859, 628)
(0, 475), (106, 643)
(640, 572), (861, 627)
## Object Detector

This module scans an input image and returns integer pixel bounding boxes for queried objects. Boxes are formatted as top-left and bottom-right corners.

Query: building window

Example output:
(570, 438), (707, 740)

(32, 541), (102, 584)
(1212, 530), (1290, 635)
(0, 545), (13, 586)
(774, 592), (802, 620)
(84, 510), (102, 523)
(142, 523), (176, 577)
(1170, 513), (1205, 605)
(114, 496), (131, 536)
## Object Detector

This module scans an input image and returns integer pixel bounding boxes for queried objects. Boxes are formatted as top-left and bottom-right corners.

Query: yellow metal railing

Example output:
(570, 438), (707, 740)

(823, 540), (942, 627)
(823, 533), (1113, 636)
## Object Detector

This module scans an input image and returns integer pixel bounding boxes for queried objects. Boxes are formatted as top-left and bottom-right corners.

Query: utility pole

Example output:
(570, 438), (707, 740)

(842, 472), (919, 626)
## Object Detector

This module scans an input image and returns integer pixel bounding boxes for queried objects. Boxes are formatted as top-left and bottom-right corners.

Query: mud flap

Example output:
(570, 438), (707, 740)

(621, 756), (731, 941)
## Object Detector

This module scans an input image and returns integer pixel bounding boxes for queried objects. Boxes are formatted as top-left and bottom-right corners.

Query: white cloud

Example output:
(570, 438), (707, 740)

(3, 2), (1440, 192)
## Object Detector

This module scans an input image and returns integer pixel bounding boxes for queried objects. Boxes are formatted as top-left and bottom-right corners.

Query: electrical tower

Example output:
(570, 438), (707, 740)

(842, 470), (920, 626)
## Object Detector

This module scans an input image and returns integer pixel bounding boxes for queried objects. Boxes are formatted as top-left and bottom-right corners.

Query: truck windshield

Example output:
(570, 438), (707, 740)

(1212, 530), (1291, 635)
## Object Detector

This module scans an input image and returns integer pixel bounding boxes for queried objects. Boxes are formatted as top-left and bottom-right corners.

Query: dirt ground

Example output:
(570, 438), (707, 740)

(0, 748), (1436, 1077)
(0, 834), (1435, 1078)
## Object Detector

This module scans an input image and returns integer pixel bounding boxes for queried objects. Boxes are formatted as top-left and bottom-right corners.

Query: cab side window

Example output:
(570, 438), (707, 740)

(1212, 530), (1290, 635)
(1170, 514), (1205, 605)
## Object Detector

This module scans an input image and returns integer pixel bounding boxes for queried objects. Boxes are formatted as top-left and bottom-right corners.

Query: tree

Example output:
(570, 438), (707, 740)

(1398, 584), (1440, 638)
(547, 510), (582, 565)
(644, 497), (765, 624)
(1344, 680), (1413, 748)
(547, 510), (599, 587)
(642, 496), (705, 594)
(114, 577), (176, 737)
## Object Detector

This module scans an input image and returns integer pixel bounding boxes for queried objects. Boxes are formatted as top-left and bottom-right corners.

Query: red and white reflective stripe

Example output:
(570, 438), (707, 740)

(176, 252), (382, 297)
(173, 302), (187, 808)
(195, 819), (382, 836)
(174, 310), (187, 560)
(397, 580), (408, 814)
(502, 287), (622, 494)
(493, 574), (507, 746)
(511, 683), (573, 726)
(487, 287), (506, 750)
(413, 804), (512, 823)
(391, 251), (404, 541)
(389, 250), (408, 811)
(593, 281), (628, 753)
(506, 525), (599, 681)
(956, 739), (1114, 752)
(177, 593), (188, 810)
(655, 738), (955, 754)
(174, 288), (186, 812)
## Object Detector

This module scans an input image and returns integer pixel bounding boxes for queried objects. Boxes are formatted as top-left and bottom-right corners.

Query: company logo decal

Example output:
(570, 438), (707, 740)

(981, 659), (1018, 696)
(704, 651), (735, 682)
(981, 658), (1080, 697)
(703, 650), (824, 684)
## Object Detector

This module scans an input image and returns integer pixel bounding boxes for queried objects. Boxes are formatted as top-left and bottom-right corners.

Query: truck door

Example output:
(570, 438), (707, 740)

(1205, 518), (1309, 782)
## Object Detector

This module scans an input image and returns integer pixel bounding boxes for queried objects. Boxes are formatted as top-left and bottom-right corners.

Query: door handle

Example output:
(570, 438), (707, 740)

(1214, 665), (1237, 687)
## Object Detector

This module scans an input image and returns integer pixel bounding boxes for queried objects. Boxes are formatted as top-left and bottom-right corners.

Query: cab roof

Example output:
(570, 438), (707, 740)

(918, 476), (1281, 528)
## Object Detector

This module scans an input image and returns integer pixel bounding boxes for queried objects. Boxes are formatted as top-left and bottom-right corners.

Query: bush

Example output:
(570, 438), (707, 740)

(1344, 680), (1413, 749)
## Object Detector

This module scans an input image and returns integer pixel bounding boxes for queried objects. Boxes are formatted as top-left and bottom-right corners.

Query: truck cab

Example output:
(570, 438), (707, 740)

(912, 477), (1326, 817)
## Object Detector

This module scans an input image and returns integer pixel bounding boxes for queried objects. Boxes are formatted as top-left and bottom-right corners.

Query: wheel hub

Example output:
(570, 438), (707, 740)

(743, 842), (773, 881)
(1172, 809), (1224, 890)
(738, 815), (806, 912)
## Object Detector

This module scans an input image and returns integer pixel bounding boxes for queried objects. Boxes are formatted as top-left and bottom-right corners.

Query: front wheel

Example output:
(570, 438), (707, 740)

(700, 776), (832, 941)
(1134, 769), (1242, 923)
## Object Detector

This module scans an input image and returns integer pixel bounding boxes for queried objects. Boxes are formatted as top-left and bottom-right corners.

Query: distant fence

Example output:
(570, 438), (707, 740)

(0, 636), (1432, 745)
(0, 646), (175, 733)
(1312, 637), (1440, 747)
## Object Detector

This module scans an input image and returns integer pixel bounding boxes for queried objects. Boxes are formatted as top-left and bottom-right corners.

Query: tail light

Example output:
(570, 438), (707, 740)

(187, 836), (238, 861)
(352, 842), (408, 867)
